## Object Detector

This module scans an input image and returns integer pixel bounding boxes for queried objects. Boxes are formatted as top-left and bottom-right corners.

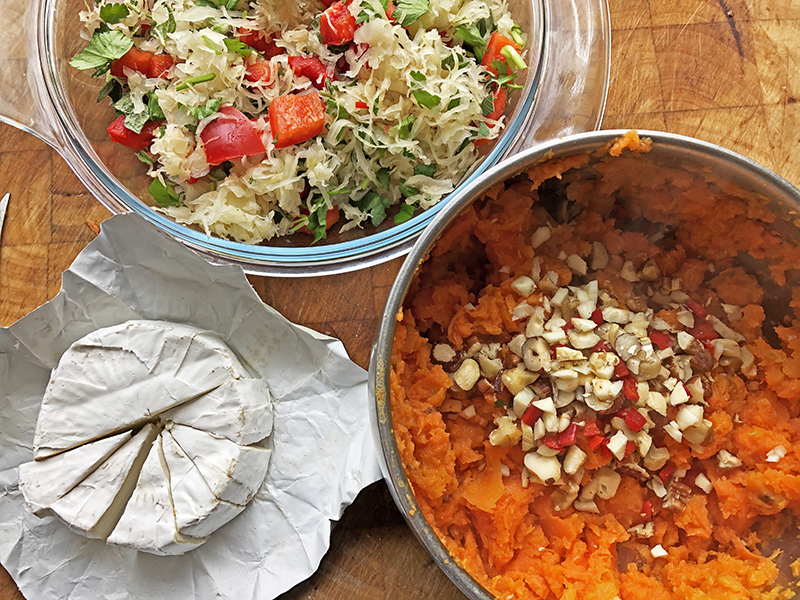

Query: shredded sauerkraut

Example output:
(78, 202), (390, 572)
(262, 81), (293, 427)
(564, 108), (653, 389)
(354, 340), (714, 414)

(72, 0), (526, 243)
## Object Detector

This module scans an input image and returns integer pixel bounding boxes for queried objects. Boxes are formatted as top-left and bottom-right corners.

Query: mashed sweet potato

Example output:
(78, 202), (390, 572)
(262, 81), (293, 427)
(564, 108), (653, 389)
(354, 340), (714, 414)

(390, 132), (800, 599)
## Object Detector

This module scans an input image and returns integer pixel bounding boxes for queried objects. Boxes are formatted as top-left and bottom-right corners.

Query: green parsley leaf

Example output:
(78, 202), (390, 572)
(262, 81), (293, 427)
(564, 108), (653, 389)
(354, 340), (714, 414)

(377, 167), (391, 190)
(446, 97), (460, 111)
(124, 110), (149, 134)
(153, 6), (176, 44)
(456, 136), (472, 154)
(392, 0), (429, 27)
(223, 38), (254, 56)
(356, 8), (373, 24)
(99, 3), (130, 24)
(148, 178), (182, 207)
(412, 89), (440, 110)
(148, 94), (165, 120)
(399, 182), (420, 198)
(69, 30), (133, 73)
(454, 24), (486, 48)
(113, 93), (135, 115)
(186, 98), (222, 120)
(413, 163), (436, 177)
(481, 93), (495, 117)
(441, 54), (455, 70)
(304, 201), (330, 243)
(97, 78), (122, 102)
(372, 96), (380, 116)
(477, 121), (491, 138)
(136, 150), (154, 165)
(410, 70), (426, 82)
(394, 203), (415, 224)
(355, 191), (391, 226)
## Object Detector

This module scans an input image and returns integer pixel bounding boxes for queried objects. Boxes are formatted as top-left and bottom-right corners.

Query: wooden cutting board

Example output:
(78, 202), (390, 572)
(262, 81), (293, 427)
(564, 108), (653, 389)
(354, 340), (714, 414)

(2, 0), (799, 596)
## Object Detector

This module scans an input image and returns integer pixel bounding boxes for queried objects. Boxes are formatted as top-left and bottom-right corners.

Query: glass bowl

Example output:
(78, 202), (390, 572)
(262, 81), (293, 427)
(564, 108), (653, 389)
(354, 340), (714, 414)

(1, 0), (609, 275)
(370, 129), (800, 599)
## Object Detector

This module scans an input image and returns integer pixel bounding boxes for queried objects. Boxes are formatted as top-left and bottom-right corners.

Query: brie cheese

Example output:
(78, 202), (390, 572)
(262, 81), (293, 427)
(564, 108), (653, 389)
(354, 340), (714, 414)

(160, 428), (244, 538)
(19, 430), (132, 516)
(107, 434), (205, 555)
(164, 378), (273, 445)
(49, 424), (158, 539)
(33, 321), (250, 459)
(168, 424), (270, 505)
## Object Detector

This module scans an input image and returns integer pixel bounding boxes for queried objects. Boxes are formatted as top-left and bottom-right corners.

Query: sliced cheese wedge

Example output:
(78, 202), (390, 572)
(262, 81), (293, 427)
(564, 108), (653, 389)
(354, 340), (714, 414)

(33, 321), (249, 459)
(49, 424), (158, 539)
(107, 434), (205, 555)
(164, 378), (273, 445)
(168, 424), (270, 505)
(161, 427), (244, 539)
(19, 430), (132, 516)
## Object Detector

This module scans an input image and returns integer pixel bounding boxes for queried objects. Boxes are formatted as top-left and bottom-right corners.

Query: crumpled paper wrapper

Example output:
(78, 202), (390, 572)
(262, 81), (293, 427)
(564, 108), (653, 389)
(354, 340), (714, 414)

(0, 213), (382, 600)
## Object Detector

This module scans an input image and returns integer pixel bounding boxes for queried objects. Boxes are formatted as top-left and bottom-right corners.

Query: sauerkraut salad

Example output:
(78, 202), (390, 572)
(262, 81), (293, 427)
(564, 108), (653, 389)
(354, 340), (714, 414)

(71, 0), (527, 243)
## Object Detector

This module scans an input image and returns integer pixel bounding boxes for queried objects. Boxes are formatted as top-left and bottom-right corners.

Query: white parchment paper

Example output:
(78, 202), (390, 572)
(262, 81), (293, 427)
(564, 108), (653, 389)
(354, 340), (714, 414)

(0, 213), (382, 600)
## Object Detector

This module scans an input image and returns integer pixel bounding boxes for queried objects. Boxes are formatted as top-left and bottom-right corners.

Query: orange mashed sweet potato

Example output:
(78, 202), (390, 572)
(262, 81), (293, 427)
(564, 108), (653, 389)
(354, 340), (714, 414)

(390, 132), (800, 599)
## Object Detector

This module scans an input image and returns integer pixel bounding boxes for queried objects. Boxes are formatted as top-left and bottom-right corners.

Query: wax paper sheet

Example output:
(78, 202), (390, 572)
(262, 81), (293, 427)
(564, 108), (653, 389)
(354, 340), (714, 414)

(0, 213), (382, 600)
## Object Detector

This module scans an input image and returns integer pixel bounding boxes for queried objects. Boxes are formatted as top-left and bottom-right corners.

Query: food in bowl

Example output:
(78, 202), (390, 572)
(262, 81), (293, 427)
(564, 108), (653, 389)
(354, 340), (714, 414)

(390, 132), (800, 598)
(18, 320), (273, 555)
(70, 0), (527, 244)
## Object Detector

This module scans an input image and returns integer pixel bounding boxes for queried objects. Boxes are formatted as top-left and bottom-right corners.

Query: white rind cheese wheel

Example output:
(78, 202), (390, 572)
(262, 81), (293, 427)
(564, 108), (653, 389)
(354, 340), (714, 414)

(33, 320), (250, 460)
(20, 320), (273, 555)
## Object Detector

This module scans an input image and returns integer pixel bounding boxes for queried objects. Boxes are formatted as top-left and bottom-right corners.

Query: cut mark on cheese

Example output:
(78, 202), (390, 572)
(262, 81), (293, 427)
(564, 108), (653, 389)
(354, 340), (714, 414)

(19, 430), (133, 516)
(49, 424), (159, 539)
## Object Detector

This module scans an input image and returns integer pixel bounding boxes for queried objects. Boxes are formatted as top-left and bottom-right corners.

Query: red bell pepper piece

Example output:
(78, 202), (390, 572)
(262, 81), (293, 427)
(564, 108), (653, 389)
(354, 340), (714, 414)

(320, 1), (357, 46)
(245, 60), (273, 83)
(614, 362), (630, 379)
(659, 462), (676, 482)
(201, 105), (266, 165)
(624, 409), (647, 432)
(549, 343), (565, 359)
(385, 0), (396, 21)
(288, 56), (331, 89)
(625, 441), (636, 456)
(590, 308), (604, 326)
(111, 47), (155, 78)
(562, 320), (574, 332)
(300, 207), (340, 234)
(481, 32), (522, 76)
(688, 322), (718, 342)
(541, 435), (561, 450)
(641, 498), (655, 519)
(107, 116), (162, 151)
(587, 434), (607, 451)
(686, 300), (708, 319)
(623, 376), (639, 401)
(355, 101), (369, 109)
(147, 54), (174, 78)
(592, 340), (613, 353)
(485, 86), (507, 120)
(521, 405), (543, 427)
(649, 331), (673, 351)
(238, 29), (284, 58)
(269, 91), (326, 148)
(557, 423), (578, 446)
(583, 419), (601, 438)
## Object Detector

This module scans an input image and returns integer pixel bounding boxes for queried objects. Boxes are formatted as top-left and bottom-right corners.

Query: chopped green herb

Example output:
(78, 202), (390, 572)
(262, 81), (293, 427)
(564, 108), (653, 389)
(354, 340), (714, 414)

(456, 136), (472, 154)
(148, 177), (182, 207)
(69, 30), (133, 76)
(185, 97), (222, 120)
(413, 163), (436, 177)
(203, 35), (222, 54)
(175, 73), (216, 91)
(136, 150), (154, 165)
(394, 203), (415, 224)
(392, 0), (429, 27)
(446, 96), (461, 111)
(476, 121), (491, 138)
(377, 167), (391, 190)
(96, 78), (122, 103)
(399, 182), (420, 198)
(454, 23), (486, 48)
(480, 94), (495, 117)
(223, 38), (254, 56)
(355, 190), (391, 226)
(410, 70), (426, 82)
(148, 94), (165, 120)
(99, 3), (129, 24)
(372, 96), (380, 116)
(153, 6), (176, 44)
(441, 54), (455, 70)
(412, 89), (441, 110)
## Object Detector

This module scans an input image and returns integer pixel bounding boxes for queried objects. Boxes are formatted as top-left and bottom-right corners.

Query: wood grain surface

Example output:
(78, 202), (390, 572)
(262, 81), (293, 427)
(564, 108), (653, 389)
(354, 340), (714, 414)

(2, 0), (800, 596)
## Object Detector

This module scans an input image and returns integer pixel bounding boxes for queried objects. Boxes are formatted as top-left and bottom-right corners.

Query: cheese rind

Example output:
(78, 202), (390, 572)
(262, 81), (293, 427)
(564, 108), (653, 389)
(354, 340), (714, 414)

(19, 430), (132, 516)
(33, 321), (249, 459)
(49, 424), (158, 539)
(161, 428), (245, 538)
(164, 378), (273, 445)
(168, 424), (270, 505)
(107, 434), (206, 555)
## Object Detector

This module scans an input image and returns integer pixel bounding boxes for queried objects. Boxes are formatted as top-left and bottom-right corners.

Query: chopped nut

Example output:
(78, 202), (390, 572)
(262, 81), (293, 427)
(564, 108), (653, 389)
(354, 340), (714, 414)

(453, 359), (481, 390)
(567, 254), (588, 276)
(689, 349), (714, 374)
(478, 355), (503, 380)
(716, 449), (742, 470)
(675, 405), (703, 430)
(511, 275), (536, 297)
(683, 419), (714, 446)
(594, 467), (622, 500)
(607, 430), (629, 460)
(621, 260), (639, 282)
(502, 365), (539, 395)
(524, 452), (562, 484)
(551, 488), (579, 511)
(640, 259), (660, 281)
(531, 226), (551, 248)
(628, 522), (655, 539)
(650, 544), (669, 558)
(571, 317), (598, 332)
(590, 241), (610, 270)
(619, 462), (650, 482)
(556, 346), (585, 362)
(568, 329), (601, 349)
(664, 421), (683, 442)
(589, 352), (619, 379)
(508, 333), (527, 357)
(766, 445), (788, 463)
(489, 416), (522, 447)
(602, 307), (630, 324)
(643, 446), (671, 471)
(694, 472), (713, 493)
(525, 306), (546, 338)
(433, 343), (457, 363)
(563, 445), (588, 475)
(513, 302), (536, 321)
(573, 499), (600, 513)
(521, 422), (535, 451)
(669, 383), (690, 406)
(460, 405), (477, 419)
(663, 482), (692, 513)
(614, 332), (642, 360)
(552, 369), (580, 392)
(513, 387), (535, 418)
